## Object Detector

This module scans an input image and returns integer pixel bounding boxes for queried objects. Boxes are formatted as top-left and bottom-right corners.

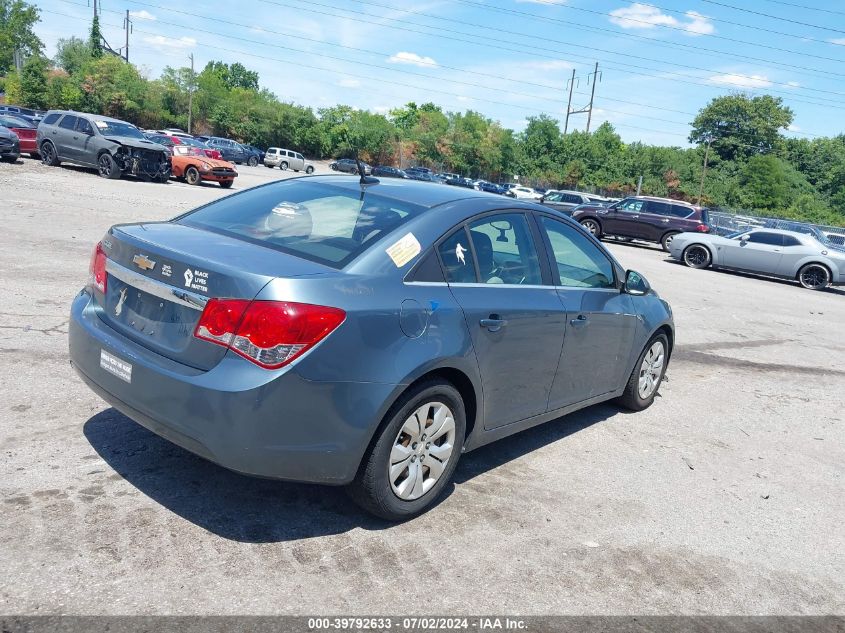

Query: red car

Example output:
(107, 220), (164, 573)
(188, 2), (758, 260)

(146, 133), (223, 160)
(0, 114), (37, 157)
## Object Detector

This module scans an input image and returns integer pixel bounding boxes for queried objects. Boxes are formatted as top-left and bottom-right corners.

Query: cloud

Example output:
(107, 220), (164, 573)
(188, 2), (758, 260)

(129, 9), (155, 21)
(338, 78), (361, 88)
(830, 38), (845, 46)
(388, 51), (438, 68)
(708, 73), (772, 89)
(787, 124), (801, 132)
(609, 3), (714, 36)
(142, 35), (197, 53)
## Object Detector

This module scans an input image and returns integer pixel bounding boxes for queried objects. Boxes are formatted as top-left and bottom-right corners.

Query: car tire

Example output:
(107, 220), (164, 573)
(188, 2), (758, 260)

(661, 232), (680, 252)
(580, 218), (602, 238)
(152, 174), (169, 184)
(97, 153), (121, 179)
(265, 164), (273, 169)
(40, 141), (60, 167)
(248, 156), (258, 167)
(348, 379), (466, 520)
(797, 263), (831, 290)
(280, 161), (288, 171)
(616, 333), (669, 412)
(219, 179), (234, 189)
(682, 244), (711, 269)
(185, 166), (201, 186)
(306, 166), (314, 174)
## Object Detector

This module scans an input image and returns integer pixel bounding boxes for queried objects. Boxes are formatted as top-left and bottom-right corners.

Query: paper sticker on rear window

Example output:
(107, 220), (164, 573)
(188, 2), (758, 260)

(386, 232), (421, 268)
(94, 121), (107, 129)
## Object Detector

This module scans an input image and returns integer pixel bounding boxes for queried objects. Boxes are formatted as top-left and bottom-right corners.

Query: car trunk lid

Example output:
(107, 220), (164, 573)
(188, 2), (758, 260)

(96, 222), (333, 371)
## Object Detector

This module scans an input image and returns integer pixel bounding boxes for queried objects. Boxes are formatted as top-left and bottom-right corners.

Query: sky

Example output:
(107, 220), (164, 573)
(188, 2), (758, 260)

(31, 0), (845, 147)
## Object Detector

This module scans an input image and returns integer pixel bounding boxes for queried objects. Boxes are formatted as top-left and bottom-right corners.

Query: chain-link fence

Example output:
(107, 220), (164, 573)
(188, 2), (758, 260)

(707, 208), (845, 245)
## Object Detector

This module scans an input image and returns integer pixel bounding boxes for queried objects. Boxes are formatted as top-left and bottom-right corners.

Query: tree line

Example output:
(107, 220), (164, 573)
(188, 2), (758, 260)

(0, 0), (843, 226)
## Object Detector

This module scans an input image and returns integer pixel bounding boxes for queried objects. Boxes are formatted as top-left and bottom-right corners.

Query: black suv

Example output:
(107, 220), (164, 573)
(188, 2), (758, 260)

(571, 196), (711, 251)
(195, 136), (249, 164)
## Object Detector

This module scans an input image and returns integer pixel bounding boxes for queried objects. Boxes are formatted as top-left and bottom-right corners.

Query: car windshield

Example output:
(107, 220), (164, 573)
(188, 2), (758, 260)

(180, 180), (427, 267)
(0, 115), (34, 129)
(93, 120), (145, 139)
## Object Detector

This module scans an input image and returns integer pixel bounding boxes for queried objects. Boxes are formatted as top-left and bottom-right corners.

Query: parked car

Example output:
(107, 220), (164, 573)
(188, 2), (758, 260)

(406, 171), (436, 182)
(241, 144), (264, 167)
(264, 147), (314, 173)
(169, 145), (237, 188)
(372, 165), (408, 178)
(505, 185), (542, 200)
(0, 104), (43, 121)
(68, 175), (673, 519)
(477, 181), (506, 195)
(540, 190), (603, 215)
(405, 166), (432, 178)
(445, 176), (475, 189)
(144, 133), (224, 161)
(0, 126), (20, 162)
(670, 228), (845, 290)
(572, 196), (711, 252)
(195, 136), (248, 164)
(37, 110), (170, 182)
(0, 114), (37, 157)
(330, 157), (371, 174)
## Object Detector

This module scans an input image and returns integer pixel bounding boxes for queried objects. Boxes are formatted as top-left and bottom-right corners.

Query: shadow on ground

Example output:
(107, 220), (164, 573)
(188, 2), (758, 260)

(83, 403), (616, 543)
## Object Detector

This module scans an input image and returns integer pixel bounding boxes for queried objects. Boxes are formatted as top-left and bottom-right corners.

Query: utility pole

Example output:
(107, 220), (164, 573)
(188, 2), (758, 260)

(564, 69), (576, 134)
(187, 53), (195, 134)
(586, 62), (601, 133)
(697, 136), (713, 205)
(636, 175), (643, 196)
(123, 10), (133, 62)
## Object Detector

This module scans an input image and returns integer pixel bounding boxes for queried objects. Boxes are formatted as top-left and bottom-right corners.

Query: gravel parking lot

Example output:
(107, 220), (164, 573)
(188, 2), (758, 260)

(1, 158), (843, 615)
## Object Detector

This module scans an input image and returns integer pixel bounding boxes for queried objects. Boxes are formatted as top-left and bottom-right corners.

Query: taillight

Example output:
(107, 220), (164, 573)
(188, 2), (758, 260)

(194, 299), (345, 369)
(88, 242), (107, 294)
(696, 224), (710, 233)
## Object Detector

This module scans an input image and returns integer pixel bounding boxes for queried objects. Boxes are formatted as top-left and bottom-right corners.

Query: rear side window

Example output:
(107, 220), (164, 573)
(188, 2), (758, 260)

(42, 113), (60, 125)
(645, 201), (672, 216)
(669, 205), (694, 218)
(58, 115), (78, 130)
(748, 232), (785, 246)
(437, 228), (476, 283)
(783, 236), (801, 247)
(180, 179), (426, 268)
(467, 213), (543, 285)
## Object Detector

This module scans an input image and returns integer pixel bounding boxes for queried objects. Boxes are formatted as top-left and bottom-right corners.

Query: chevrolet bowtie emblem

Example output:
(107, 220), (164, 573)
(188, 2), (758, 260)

(132, 254), (156, 271)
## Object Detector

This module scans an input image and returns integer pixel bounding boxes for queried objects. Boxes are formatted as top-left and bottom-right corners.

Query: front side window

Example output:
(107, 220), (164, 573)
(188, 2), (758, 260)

(467, 213), (543, 285)
(541, 217), (615, 288)
(748, 232), (784, 246)
(76, 118), (94, 135)
(180, 179), (426, 268)
(545, 192), (563, 202)
(618, 198), (645, 213)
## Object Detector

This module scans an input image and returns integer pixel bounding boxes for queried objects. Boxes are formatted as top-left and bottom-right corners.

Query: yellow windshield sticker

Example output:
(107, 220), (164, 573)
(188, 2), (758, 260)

(386, 232), (422, 268)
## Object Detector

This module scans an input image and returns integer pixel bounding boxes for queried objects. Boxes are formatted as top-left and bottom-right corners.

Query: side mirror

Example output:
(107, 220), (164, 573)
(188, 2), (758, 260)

(624, 270), (650, 296)
(740, 234), (750, 242)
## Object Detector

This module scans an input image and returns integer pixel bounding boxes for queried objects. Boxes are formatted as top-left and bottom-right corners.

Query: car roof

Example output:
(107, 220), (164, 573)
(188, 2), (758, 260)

(45, 110), (132, 125)
(747, 228), (813, 237)
(632, 195), (695, 207)
(302, 175), (543, 209)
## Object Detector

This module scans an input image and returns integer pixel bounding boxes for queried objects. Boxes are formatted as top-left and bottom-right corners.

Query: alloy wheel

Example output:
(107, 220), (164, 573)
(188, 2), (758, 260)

(41, 144), (54, 166)
(799, 265), (829, 290)
(638, 341), (665, 400)
(98, 155), (111, 177)
(389, 402), (456, 501)
(582, 219), (600, 236)
(683, 245), (710, 268)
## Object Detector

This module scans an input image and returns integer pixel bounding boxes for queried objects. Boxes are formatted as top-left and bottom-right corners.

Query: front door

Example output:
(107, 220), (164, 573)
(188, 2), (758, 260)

(438, 213), (566, 430)
(721, 231), (784, 273)
(601, 198), (647, 238)
(537, 215), (639, 408)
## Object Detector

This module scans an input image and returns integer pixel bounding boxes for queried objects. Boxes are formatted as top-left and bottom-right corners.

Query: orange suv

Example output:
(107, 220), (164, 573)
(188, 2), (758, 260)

(571, 196), (711, 251)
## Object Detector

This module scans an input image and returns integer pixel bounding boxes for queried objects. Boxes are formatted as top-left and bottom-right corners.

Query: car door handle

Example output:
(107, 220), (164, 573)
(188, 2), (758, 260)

(661, 219), (670, 223)
(570, 314), (589, 327)
(630, 215), (639, 219)
(480, 316), (507, 332)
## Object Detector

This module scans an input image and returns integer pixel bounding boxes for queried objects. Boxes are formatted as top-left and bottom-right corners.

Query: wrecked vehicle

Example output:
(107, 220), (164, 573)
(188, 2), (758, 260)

(37, 111), (171, 182)
(169, 145), (238, 188)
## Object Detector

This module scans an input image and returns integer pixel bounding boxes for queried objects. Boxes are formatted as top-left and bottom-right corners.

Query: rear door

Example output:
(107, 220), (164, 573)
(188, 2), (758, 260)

(721, 231), (785, 273)
(294, 153), (306, 170)
(538, 215), (638, 408)
(640, 200), (675, 241)
(437, 212), (566, 430)
(54, 114), (79, 159)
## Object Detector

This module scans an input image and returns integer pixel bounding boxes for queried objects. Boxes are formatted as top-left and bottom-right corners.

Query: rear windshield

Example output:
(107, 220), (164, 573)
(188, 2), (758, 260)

(179, 180), (427, 268)
(0, 115), (34, 128)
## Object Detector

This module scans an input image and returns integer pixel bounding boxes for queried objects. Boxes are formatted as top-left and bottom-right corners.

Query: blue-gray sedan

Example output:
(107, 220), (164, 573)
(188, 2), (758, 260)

(69, 176), (674, 519)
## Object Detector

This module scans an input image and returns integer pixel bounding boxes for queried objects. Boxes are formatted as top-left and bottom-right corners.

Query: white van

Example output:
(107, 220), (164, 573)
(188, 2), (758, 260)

(265, 147), (314, 173)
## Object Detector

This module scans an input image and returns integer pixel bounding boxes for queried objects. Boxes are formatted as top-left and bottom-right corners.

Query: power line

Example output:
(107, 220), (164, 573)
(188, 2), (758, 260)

(450, 0), (845, 66)
(759, 0), (845, 17)
(276, 0), (845, 91)
(698, 0), (845, 35)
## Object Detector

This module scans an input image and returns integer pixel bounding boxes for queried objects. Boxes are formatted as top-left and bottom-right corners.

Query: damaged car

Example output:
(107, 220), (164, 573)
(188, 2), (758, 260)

(169, 145), (238, 188)
(37, 111), (171, 182)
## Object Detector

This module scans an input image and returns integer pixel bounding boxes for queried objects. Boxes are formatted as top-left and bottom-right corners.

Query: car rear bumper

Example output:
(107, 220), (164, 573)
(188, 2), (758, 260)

(69, 290), (397, 484)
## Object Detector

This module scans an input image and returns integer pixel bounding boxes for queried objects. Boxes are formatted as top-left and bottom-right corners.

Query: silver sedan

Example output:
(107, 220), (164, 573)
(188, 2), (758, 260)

(668, 228), (845, 290)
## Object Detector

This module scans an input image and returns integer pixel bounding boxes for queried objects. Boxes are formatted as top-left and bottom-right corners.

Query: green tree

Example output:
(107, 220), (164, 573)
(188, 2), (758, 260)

(0, 0), (43, 75)
(689, 94), (793, 161)
(89, 14), (103, 58)
(203, 61), (259, 91)
(18, 53), (46, 108)
(738, 154), (789, 211)
(54, 36), (91, 75)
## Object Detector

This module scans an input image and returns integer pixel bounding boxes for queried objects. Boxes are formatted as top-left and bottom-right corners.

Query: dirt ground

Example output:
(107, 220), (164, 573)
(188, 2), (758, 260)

(1, 157), (843, 615)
